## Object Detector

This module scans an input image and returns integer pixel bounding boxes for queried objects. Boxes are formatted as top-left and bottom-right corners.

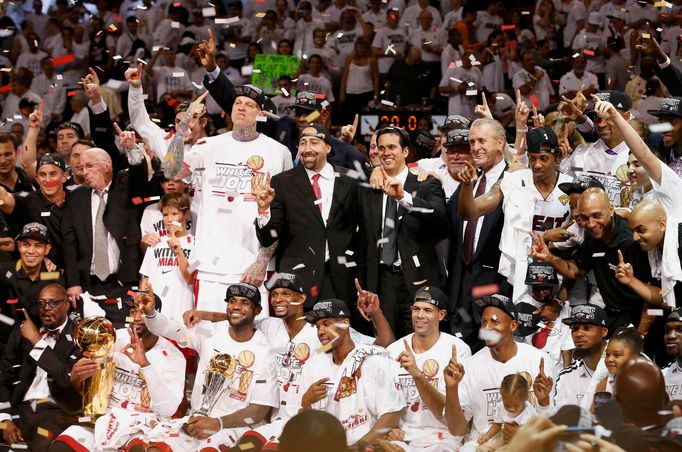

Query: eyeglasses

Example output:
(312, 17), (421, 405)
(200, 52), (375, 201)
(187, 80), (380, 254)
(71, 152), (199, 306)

(35, 298), (66, 309)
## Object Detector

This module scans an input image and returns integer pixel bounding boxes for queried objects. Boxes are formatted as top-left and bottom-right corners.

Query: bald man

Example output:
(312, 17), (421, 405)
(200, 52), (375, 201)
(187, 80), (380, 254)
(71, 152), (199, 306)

(62, 147), (144, 326)
(532, 188), (657, 332)
(611, 357), (673, 450)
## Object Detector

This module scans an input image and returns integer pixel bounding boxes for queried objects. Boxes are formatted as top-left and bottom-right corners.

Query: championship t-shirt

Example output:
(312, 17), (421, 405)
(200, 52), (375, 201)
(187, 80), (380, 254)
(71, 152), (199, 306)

(139, 235), (195, 323)
(185, 133), (293, 278)
(457, 343), (551, 441)
(662, 360), (682, 401)
(386, 333), (471, 444)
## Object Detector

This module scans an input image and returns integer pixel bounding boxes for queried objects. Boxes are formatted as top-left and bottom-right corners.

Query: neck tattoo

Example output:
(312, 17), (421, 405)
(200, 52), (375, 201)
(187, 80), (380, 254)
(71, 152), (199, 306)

(233, 123), (259, 142)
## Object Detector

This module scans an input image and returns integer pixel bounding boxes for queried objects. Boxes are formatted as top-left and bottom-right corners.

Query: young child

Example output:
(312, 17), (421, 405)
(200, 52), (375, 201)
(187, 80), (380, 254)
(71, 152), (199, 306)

(596, 326), (643, 396)
(477, 373), (537, 449)
(139, 192), (195, 323)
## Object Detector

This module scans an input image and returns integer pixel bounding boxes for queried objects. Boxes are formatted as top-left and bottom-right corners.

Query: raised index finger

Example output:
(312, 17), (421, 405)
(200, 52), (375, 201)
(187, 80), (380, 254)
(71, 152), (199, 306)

(403, 338), (412, 353)
(351, 114), (358, 132)
(354, 277), (364, 293)
(482, 91), (488, 108)
(617, 249), (624, 265)
(113, 122), (123, 136)
(451, 344), (458, 362)
(516, 89), (521, 104)
(207, 27), (214, 46)
(539, 357), (546, 376)
(195, 90), (210, 104)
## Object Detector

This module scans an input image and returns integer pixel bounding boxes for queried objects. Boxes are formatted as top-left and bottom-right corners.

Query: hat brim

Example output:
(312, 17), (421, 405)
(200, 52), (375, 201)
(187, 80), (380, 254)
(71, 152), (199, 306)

(290, 104), (319, 112)
(558, 182), (584, 195)
(473, 299), (517, 321)
(561, 317), (606, 327)
(305, 309), (346, 324)
(16, 233), (49, 244)
(647, 109), (682, 118)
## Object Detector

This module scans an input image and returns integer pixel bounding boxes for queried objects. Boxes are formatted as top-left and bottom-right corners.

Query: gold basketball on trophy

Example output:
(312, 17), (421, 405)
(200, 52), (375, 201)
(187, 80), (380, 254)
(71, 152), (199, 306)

(209, 353), (237, 377)
(238, 350), (256, 368)
(422, 359), (439, 378)
(246, 155), (264, 171)
(74, 317), (117, 420)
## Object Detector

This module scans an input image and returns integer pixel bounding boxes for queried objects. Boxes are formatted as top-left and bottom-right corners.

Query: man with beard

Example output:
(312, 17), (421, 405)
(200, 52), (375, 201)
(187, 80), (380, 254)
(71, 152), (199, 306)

(182, 273), (394, 448)
(386, 286), (471, 450)
(0, 284), (82, 450)
(534, 304), (609, 413)
(300, 298), (405, 447)
(444, 294), (551, 446)
(52, 291), (185, 451)
(0, 154), (70, 268)
(254, 124), (361, 309)
(140, 282), (278, 450)
(55, 122), (85, 169)
(648, 97), (682, 178)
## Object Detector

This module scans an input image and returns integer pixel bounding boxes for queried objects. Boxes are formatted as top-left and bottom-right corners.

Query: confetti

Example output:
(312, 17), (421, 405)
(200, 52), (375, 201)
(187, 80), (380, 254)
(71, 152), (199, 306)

(501, 24), (516, 30)
(202, 6), (216, 16)
(304, 110), (321, 122)
(412, 279), (428, 285)
(51, 53), (76, 67)
(583, 49), (595, 56)
(172, 72), (185, 77)
(380, 99), (395, 107)
(465, 89), (477, 96)
(647, 309), (664, 316)
(171, 21), (180, 28)
(649, 122), (673, 133)
(40, 272), (61, 280)
(471, 283), (500, 298)
(37, 427), (51, 438)
(412, 255), (420, 267)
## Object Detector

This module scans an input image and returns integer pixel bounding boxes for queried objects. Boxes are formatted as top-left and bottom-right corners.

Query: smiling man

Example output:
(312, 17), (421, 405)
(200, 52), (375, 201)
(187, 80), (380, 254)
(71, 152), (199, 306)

(358, 126), (448, 338)
(662, 308), (682, 400)
(300, 298), (405, 447)
(457, 126), (572, 301)
(141, 282), (279, 451)
(0, 154), (70, 268)
(255, 124), (361, 309)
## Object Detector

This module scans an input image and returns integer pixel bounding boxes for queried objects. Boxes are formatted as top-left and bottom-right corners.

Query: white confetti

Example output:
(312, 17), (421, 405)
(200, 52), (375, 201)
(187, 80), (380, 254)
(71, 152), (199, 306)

(202, 7), (216, 17)
(292, 263), (305, 270)
(172, 72), (185, 77)
(412, 255), (420, 267)
(171, 21), (180, 28)
(0, 314), (15, 326)
(649, 122), (673, 133)
(647, 309), (664, 316)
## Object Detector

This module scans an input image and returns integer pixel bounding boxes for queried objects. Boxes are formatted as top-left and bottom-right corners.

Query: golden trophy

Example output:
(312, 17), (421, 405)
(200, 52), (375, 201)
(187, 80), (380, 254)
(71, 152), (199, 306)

(74, 316), (116, 420)
(196, 353), (237, 416)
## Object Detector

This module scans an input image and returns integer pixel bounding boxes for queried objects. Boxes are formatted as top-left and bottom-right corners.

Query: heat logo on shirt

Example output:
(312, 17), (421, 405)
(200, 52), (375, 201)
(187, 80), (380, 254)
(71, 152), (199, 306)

(109, 366), (151, 412)
(276, 342), (311, 393)
(340, 412), (369, 431)
(227, 350), (256, 402)
(152, 247), (190, 266)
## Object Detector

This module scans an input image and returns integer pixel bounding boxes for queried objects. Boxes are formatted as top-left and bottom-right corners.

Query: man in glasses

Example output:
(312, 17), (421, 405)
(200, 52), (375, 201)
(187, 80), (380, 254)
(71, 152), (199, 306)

(0, 154), (70, 268)
(0, 283), (82, 450)
(62, 147), (142, 327)
(0, 222), (65, 347)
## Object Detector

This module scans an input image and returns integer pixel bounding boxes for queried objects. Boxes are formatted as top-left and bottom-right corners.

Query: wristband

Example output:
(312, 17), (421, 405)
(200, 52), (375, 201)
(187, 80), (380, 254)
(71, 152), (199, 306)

(517, 127), (528, 133)
(217, 416), (224, 430)
(144, 310), (157, 319)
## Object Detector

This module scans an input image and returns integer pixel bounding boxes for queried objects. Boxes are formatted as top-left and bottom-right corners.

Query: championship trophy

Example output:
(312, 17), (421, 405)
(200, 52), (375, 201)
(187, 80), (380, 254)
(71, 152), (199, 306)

(195, 353), (237, 416)
(74, 316), (116, 420)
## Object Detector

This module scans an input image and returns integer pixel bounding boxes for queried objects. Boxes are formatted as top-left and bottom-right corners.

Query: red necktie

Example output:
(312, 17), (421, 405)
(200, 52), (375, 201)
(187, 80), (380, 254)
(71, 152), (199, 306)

(532, 323), (552, 349)
(312, 173), (322, 213)
(462, 173), (486, 264)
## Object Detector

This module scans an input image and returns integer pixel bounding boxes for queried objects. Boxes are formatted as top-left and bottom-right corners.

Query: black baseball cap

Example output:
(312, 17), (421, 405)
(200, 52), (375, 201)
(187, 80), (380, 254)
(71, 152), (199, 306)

(562, 304), (607, 327)
(442, 115), (471, 131)
(558, 175), (605, 195)
(444, 128), (470, 149)
(527, 126), (560, 154)
(16, 222), (50, 244)
(292, 91), (327, 112)
(266, 272), (305, 294)
(413, 286), (448, 309)
(515, 301), (542, 337)
(234, 84), (267, 110)
(56, 121), (85, 138)
(667, 307), (682, 323)
(305, 298), (351, 323)
(225, 282), (261, 305)
(594, 90), (632, 111)
(474, 294), (517, 321)
(525, 257), (559, 286)
(648, 97), (682, 118)
(300, 123), (332, 144)
(410, 131), (436, 158)
(36, 153), (67, 173)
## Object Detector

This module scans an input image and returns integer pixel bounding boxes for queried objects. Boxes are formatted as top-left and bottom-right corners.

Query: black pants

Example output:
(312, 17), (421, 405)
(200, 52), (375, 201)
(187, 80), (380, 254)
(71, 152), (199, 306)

(378, 265), (413, 339)
(0, 402), (72, 451)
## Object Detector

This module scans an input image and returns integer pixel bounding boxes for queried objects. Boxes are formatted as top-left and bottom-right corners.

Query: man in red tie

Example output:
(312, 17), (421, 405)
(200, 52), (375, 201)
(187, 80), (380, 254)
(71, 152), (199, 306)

(254, 124), (362, 317)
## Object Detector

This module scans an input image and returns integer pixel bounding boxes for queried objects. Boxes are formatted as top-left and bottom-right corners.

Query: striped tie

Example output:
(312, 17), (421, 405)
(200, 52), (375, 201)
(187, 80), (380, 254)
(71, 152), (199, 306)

(93, 190), (110, 281)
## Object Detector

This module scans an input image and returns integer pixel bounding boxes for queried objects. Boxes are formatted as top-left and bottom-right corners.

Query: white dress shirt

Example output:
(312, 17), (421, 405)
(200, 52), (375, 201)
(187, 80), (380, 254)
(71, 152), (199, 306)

(380, 165), (414, 266)
(307, 163), (336, 261)
(25, 319), (69, 402)
(462, 158), (505, 256)
(89, 181), (121, 277)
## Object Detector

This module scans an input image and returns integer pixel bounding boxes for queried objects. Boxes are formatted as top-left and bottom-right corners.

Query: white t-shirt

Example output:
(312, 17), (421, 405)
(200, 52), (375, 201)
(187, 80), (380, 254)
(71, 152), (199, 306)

(662, 360), (682, 401)
(407, 26), (447, 63)
(139, 235), (195, 323)
(493, 400), (536, 425)
(559, 70), (599, 96)
(300, 345), (406, 445)
(107, 330), (186, 416)
(511, 169), (573, 233)
(296, 73), (335, 102)
(473, 10), (503, 44)
(386, 333), (471, 445)
(145, 314), (279, 418)
(439, 65), (481, 120)
(561, 139), (630, 207)
(372, 26), (409, 74)
(140, 203), (165, 237)
(457, 343), (551, 441)
(326, 26), (364, 69)
(152, 66), (194, 103)
(563, 0), (587, 48)
(185, 133), (293, 278)
(512, 66), (554, 112)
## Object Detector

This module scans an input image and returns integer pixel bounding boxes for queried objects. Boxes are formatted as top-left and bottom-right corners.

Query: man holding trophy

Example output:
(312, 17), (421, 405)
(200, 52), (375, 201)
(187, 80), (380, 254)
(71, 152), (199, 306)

(140, 282), (279, 450)
(52, 291), (185, 451)
(164, 84), (293, 314)
(0, 283), (82, 451)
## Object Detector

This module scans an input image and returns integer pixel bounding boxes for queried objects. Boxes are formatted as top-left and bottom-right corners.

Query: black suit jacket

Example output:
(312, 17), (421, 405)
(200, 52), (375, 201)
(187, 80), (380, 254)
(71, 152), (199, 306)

(62, 169), (143, 289)
(256, 165), (360, 306)
(445, 165), (507, 312)
(357, 173), (448, 293)
(0, 319), (82, 416)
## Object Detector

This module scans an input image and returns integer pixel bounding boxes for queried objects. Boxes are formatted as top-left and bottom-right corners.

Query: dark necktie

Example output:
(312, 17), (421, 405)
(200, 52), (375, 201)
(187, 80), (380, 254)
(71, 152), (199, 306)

(381, 196), (398, 266)
(532, 323), (552, 349)
(312, 173), (322, 213)
(462, 173), (486, 264)
(605, 148), (618, 156)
